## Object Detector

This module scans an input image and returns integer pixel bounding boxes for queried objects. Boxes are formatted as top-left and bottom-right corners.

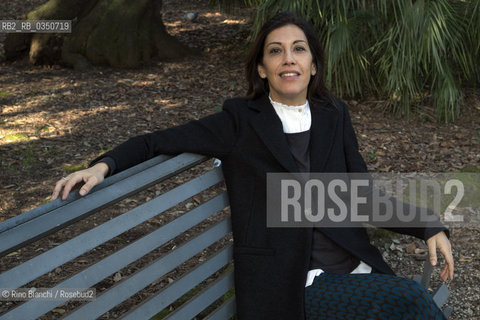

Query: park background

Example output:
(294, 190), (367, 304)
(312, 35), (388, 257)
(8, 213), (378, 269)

(0, 0), (479, 318)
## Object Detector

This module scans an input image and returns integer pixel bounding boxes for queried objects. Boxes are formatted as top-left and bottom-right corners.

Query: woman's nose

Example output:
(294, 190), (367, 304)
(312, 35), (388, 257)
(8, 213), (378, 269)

(283, 51), (295, 65)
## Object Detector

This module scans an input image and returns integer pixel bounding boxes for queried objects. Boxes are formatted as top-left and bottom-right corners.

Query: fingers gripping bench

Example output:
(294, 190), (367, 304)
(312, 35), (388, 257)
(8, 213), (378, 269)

(0, 153), (451, 319)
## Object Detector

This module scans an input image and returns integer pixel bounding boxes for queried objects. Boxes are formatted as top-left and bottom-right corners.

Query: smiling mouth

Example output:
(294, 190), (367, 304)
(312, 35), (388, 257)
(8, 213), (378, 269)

(280, 72), (299, 77)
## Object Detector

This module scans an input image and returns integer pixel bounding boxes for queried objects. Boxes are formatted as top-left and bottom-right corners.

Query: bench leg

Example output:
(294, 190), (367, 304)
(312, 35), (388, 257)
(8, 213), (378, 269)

(412, 254), (452, 319)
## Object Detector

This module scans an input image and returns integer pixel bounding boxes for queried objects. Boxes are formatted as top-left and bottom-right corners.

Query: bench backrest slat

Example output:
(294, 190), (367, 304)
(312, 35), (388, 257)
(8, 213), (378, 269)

(0, 153), (207, 256)
(204, 297), (236, 320)
(165, 272), (235, 320)
(0, 168), (225, 289)
(120, 246), (233, 320)
(60, 219), (232, 320)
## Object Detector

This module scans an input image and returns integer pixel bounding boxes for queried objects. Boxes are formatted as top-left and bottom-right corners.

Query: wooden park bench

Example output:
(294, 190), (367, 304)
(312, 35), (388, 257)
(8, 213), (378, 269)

(0, 153), (451, 319)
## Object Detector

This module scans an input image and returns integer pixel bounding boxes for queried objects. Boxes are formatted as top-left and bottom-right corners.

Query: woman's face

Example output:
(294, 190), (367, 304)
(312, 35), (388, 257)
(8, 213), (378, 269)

(257, 24), (316, 106)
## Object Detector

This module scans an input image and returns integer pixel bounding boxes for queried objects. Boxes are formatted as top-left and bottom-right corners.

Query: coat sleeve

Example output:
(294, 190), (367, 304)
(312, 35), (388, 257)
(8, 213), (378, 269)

(340, 101), (448, 240)
(91, 99), (241, 175)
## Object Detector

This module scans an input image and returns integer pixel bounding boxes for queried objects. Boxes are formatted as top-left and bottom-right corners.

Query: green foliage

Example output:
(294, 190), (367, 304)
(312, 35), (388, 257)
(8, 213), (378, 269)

(210, 0), (480, 122)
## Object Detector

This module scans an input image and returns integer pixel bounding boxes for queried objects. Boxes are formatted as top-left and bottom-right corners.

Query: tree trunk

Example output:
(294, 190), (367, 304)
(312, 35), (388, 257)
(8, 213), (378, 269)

(4, 0), (192, 69)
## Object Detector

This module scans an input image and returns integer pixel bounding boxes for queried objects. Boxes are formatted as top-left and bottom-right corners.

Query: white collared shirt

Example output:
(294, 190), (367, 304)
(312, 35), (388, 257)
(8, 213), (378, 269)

(269, 96), (311, 134)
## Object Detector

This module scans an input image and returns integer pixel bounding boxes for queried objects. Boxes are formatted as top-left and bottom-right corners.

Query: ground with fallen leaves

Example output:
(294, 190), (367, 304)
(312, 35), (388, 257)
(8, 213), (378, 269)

(0, 0), (479, 319)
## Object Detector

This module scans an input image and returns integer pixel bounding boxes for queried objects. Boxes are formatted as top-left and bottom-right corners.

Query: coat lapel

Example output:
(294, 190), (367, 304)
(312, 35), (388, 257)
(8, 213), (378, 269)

(308, 99), (339, 172)
(248, 95), (340, 173)
(248, 95), (299, 172)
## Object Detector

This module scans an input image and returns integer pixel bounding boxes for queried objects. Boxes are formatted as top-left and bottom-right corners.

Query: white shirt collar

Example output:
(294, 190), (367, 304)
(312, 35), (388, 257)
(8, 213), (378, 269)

(269, 95), (311, 134)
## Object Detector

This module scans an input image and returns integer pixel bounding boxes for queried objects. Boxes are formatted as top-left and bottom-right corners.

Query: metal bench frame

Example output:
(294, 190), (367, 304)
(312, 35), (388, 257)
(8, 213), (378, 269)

(0, 153), (451, 319)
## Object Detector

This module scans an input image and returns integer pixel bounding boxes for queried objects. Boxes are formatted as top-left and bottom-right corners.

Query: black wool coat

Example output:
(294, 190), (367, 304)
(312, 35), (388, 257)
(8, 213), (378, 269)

(98, 94), (446, 320)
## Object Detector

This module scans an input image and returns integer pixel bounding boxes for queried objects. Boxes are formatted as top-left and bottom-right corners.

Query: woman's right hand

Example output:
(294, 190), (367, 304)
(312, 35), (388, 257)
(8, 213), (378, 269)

(51, 162), (109, 201)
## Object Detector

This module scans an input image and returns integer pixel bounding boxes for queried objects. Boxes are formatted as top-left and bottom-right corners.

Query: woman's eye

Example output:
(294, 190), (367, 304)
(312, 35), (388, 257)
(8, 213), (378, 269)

(295, 46), (306, 52)
(269, 48), (281, 54)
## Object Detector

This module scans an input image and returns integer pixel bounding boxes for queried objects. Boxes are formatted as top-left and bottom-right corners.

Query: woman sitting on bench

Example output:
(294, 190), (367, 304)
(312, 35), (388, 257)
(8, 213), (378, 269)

(52, 12), (453, 320)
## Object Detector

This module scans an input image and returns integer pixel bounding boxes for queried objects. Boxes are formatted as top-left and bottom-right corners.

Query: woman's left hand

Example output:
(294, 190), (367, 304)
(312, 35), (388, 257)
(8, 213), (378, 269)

(426, 231), (454, 281)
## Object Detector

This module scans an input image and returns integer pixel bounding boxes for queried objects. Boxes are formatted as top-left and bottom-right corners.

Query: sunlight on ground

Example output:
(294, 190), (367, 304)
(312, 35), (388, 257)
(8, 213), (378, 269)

(0, 104), (132, 146)
(154, 99), (180, 109)
(204, 12), (222, 17)
(222, 18), (247, 24)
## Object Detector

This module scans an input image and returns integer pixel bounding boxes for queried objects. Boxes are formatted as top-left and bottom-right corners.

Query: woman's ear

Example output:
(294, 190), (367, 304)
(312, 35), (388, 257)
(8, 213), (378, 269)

(257, 64), (267, 79)
(311, 63), (317, 76)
